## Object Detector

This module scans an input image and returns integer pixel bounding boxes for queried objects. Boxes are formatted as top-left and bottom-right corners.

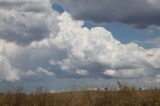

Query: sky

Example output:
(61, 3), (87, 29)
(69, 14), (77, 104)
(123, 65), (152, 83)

(0, 0), (160, 91)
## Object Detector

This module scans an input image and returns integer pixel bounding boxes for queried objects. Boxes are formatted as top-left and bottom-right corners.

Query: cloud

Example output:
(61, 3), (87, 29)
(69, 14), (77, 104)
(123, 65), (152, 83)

(0, 0), (160, 84)
(147, 38), (160, 47)
(0, 40), (20, 81)
(26, 67), (54, 77)
(135, 37), (160, 47)
(51, 12), (160, 79)
(53, 0), (160, 28)
(0, 0), (51, 13)
(0, 0), (59, 45)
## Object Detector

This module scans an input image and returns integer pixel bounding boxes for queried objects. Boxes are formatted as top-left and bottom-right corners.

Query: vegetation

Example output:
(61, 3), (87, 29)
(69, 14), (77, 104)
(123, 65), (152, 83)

(0, 83), (160, 106)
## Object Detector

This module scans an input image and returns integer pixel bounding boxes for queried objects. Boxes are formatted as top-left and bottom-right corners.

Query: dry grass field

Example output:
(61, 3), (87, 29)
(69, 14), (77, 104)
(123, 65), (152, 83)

(0, 84), (160, 106)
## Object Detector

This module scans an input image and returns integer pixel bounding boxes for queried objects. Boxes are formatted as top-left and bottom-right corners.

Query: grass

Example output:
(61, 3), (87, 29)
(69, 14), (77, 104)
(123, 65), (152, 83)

(0, 84), (160, 106)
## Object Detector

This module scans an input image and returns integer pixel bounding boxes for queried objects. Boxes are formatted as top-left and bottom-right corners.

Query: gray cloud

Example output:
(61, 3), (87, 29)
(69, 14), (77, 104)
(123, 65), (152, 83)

(0, 0), (59, 45)
(0, 1), (51, 13)
(53, 0), (160, 28)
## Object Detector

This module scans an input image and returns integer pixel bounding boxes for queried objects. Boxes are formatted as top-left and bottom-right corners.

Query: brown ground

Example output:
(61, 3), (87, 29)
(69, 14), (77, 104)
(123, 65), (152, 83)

(0, 89), (160, 106)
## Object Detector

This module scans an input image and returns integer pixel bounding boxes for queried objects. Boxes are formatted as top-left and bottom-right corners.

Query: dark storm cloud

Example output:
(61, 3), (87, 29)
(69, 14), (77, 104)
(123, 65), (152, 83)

(53, 0), (160, 28)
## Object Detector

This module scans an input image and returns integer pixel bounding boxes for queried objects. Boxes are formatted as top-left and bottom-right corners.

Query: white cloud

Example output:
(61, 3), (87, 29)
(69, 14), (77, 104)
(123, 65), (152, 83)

(36, 67), (54, 76)
(26, 67), (54, 77)
(0, 0), (160, 84)
(0, 40), (20, 81)
(76, 69), (88, 76)
(57, 59), (75, 71)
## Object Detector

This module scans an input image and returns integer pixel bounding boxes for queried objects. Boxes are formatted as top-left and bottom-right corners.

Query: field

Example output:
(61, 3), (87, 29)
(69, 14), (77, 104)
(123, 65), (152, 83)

(0, 85), (160, 106)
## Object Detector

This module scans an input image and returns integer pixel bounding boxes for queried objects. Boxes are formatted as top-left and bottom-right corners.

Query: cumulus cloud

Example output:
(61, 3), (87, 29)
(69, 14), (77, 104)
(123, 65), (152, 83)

(0, 40), (20, 81)
(0, 0), (160, 83)
(53, 0), (160, 28)
(0, 0), (59, 45)
(51, 12), (160, 79)
(26, 67), (54, 77)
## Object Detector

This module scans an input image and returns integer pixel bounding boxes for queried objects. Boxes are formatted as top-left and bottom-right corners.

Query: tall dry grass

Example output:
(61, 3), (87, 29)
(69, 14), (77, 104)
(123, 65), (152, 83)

(0, 83), (160, 106)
